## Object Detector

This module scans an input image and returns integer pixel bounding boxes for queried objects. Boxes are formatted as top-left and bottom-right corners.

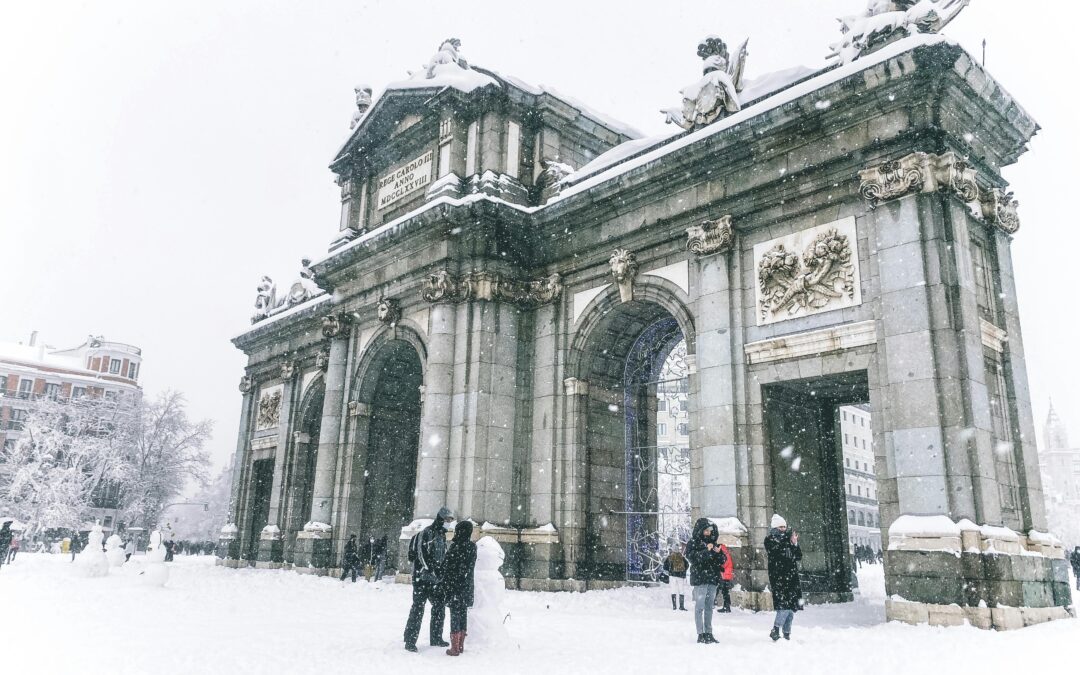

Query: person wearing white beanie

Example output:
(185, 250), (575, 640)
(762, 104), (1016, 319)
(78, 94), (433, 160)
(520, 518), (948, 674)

(764, 513), (802, 641)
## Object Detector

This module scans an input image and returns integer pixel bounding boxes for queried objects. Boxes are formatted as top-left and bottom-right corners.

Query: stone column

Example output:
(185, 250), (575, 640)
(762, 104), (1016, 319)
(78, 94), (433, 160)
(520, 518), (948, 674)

(296, 314), (349, 570)
(259, 362), (295, 566)
(223, 376), (255, 563)
(558, 377), (590, 581)
(414, 302), (455, 519)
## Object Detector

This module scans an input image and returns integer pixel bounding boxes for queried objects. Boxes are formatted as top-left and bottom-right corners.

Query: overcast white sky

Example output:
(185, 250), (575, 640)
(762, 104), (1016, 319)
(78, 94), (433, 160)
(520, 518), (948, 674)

(2, 1), (1078, 470)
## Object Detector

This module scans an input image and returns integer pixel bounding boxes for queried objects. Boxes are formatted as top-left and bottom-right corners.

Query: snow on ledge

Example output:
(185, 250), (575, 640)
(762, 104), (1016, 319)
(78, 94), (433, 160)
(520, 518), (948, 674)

(234, 293), (331, 341)
(889, 514), (961, 538)
(1027, 530), (1061, 547)
(554, 33), (951, 204)
(303, 521), (332, 533)
(707, 517), (748, 536)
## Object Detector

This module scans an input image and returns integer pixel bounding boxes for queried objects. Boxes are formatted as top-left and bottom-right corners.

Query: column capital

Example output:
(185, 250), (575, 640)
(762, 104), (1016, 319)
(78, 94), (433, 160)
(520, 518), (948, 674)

(321, 312), (352, 338)
(687, 215), (734, 257)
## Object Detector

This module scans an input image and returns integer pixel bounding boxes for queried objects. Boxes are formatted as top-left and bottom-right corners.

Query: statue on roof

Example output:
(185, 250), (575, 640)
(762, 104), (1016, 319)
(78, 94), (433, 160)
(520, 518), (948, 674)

(350, 85), (373, 129)
(829, 0), (970, 64)
(426, 38), (470, 78)
(251, 259), (321, 324)
(663, 35), (749, 132)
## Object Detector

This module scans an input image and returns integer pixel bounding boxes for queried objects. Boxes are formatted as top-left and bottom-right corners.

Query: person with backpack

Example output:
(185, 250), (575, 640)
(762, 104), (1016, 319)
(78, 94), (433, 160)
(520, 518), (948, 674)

(441, 520), (477, 656)
(685, 517), (727, 644)
(765, 513), (803, 641)
(662, 543), (689, 611)
(403, 507), (455, 652)
(717, 541), (734, 612)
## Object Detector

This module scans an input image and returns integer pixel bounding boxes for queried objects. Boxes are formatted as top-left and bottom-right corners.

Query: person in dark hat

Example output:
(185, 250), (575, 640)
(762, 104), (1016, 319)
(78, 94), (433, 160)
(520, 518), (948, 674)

(0, 521), (13, 572)
(440, 520), (476, 656)
(403, 506), (455, 652)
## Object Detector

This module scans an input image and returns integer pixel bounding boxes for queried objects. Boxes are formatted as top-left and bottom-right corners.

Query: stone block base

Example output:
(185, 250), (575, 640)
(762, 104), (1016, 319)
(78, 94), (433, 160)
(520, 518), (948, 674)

(254, 560), (284, 570)
(887, 599), (1072, 630)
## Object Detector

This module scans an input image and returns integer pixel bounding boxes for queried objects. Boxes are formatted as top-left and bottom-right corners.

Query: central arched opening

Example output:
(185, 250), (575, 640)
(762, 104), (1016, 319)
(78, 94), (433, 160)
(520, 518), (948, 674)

(357, 339), (423, 572)
(577, 297), (694, 583)
(284, 380), (323, 564)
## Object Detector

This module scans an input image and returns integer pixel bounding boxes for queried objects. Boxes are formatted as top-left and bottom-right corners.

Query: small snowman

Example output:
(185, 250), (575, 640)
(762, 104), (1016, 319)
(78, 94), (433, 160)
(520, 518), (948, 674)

(74, 524), (109, 578)
(139, 530), (169, 587)
(468, 535), (511, 645)
(105, 533), (125, 568)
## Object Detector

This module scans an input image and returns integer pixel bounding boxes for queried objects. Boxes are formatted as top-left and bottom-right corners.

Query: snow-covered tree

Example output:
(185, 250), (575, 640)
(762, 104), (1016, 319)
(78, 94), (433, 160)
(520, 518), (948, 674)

(0, 396), (134, 534)
(118, 391), (212, 529)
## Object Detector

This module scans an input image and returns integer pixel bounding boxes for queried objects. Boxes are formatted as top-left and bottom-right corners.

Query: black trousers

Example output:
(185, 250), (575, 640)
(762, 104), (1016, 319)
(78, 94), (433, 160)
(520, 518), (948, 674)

(340, 564), (357, 582)
(719, 580), (732, 607)
(449, 600), (468, 633)
(403, 579), (445, 646)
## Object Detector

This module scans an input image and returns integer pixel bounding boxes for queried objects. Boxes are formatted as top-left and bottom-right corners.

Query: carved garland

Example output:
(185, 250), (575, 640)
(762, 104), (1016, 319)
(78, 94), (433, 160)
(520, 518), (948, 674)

(859, 151), (1019, 235)
(686, 215), (735, 256)
(256, 390), (282, 429)
(420, 270), (563, 308)
(758, 227), (856, 321)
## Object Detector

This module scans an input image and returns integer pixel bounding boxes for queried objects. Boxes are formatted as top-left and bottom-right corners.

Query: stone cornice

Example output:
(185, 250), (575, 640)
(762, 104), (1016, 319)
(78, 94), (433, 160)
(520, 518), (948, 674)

(744, 320), (877, 365)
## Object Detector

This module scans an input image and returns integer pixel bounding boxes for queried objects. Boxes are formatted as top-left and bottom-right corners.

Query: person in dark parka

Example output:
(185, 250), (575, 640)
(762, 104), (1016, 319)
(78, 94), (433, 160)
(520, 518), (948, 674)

(1070, 546), (1080, 591)
(685, 517), (727, 644)
(764, 513), (803, 641)
(440, 520), (477, 656)
(403, 506), (455, 652)
(340, 534), (360, 583)
(0, 521), (12, 572)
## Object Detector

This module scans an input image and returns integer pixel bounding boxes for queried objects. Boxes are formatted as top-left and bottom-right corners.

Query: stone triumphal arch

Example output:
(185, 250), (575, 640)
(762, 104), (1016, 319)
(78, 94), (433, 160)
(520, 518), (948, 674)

(226, 16), (1072, 629)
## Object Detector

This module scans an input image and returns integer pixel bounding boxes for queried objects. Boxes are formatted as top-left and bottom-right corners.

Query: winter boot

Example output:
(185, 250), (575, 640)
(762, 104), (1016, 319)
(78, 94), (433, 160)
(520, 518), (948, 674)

(703, 633), (717, 644)
(431, 637), (449, 647)
(671, 593), (677, 610)
(679, 594), (687, 611)
(404, 643), (418, 653)
(719, 601), (731, 613)
(446, 631), (463, 656)
(783, 632), (791, 641)
(460, 632), (467, 653)
(697, 633), (706, 644)
(769, 626), (781, 642)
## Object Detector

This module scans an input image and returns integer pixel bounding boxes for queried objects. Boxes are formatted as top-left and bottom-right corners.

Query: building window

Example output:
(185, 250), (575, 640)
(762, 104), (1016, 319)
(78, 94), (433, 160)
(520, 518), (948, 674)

(0, 375), (6, 396)
(128, 362), (139, 379)
(849, 510), (855, 524)
(845, 458), (850, 467)
(438, 141), (452, 179)
(17, 379), (32, 399)
(857, 512), (865, 526)
(44, 383), (61, 400)
(9, 409), (28, 431)
(3, 439), (15, 452)
(72, 386), (86, 399)
(971, 239), (1000, 323)
(658, 423), (667, 436)
(677, 423), (689, 437)
(857, 485), (862, 496)
(860, 417), (865, 427)
(847, 483), (852, 494)
(657, 399), (667, 412)
(843, 410), (848, 421)
(844, 433), (849, 445)
(109, 359), (122, 374)
(505, 121), (521, 178)
(465, 121), (478, 176)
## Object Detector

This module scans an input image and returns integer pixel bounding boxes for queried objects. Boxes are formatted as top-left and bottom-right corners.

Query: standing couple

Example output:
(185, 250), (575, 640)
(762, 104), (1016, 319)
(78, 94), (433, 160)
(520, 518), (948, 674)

(403, 507), (477, 656)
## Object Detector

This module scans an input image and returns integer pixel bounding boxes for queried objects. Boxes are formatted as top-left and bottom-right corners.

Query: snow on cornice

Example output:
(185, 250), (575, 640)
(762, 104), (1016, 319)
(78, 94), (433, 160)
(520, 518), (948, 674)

(233, 293), (332, 342)
(553, 33), (953, 204)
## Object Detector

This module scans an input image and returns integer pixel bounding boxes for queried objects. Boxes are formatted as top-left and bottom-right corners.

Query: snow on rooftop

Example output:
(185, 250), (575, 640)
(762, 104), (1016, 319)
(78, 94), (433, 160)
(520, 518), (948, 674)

(385, 61), (498, 94)
(233, 293), (331, 341)
(555, 33), (951, 201)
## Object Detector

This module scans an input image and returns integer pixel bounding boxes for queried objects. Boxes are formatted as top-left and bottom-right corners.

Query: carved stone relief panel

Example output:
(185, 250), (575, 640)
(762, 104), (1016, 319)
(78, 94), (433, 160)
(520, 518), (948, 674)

(255, 384), (284, 430)
(754, 217), (862, 326)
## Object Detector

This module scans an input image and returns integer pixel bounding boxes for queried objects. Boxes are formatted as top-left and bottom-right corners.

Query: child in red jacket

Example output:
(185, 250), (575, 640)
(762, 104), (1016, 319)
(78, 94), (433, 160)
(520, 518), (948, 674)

(717, 542), (734, 612)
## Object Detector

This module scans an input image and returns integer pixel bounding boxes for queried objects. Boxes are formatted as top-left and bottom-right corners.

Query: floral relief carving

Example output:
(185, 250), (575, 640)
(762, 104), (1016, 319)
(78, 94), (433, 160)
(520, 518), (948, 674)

(757, 223), (858, 324)
(256, 390), (282, 429)
(420, 270), (563, 308)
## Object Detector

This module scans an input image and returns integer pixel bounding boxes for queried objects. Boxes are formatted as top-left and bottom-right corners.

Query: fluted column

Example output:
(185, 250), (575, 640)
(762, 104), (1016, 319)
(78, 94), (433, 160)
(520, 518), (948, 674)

(414, 302), (455, 519)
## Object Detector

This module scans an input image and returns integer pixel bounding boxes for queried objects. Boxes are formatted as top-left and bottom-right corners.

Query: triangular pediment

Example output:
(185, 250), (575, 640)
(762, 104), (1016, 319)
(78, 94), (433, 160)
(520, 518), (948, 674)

(332, 87), (460, 170)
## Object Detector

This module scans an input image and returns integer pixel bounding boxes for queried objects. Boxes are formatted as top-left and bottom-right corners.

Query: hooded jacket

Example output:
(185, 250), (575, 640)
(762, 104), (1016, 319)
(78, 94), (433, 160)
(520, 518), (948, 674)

(412, 516), (449, 583)
(686, 517), (727, 586)
(441, 521), (477, 606)
(764, 527), (803, 611)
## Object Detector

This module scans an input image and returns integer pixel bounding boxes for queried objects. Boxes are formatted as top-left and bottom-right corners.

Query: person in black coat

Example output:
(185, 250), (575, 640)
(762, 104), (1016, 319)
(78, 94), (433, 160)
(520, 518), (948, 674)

(685, 517), (727, 644)
(403, 506), (455, 652)
(764, 513), (803, 641)
(0, 521), (12, 572)
(440, 520), (476, 656)
(340, 534), (360, 583)
(70, 530), (84, 561)
(1070, 546), (1080, 591)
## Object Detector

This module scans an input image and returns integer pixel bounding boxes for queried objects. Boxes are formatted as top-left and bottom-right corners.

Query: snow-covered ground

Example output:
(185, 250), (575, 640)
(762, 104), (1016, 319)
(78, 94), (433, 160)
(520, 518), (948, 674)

(2, 553), (1076, 674)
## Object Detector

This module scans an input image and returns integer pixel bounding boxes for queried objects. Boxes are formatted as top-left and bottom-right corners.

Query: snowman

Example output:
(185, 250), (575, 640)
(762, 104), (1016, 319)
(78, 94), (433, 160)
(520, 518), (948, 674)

(104, 533), (126, 568)
(139, 530), (169, 587)
(73, 524), (109, 578)
(468, 536), (511, 645)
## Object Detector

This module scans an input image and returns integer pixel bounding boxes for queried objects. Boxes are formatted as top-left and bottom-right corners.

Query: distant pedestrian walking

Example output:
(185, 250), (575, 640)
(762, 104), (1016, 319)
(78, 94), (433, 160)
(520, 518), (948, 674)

(441, 520), (477, 656)
(662, 545), (689, 611)
(70, 531), (84, 561)
(0, 521), (12, 572)
(372, 534), (387, 581)
(765, 514), (803, 641)
(340, 534), (360, 583)
(686, 517), (727, 644)
(164, 539), (176, 562)
(1070, 546), (1080, 591)
(403, 507), (455, 652)
(7, 534), (20, 563)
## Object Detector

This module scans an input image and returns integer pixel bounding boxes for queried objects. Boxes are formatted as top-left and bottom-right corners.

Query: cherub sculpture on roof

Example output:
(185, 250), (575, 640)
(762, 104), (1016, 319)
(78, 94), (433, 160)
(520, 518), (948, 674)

(663, 35), (749, 132)
(829, 0), (970, 64)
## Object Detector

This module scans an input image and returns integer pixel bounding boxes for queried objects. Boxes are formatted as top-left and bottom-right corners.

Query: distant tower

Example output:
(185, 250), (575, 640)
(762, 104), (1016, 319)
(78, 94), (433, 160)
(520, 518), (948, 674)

(1044, 400), (1069, 450)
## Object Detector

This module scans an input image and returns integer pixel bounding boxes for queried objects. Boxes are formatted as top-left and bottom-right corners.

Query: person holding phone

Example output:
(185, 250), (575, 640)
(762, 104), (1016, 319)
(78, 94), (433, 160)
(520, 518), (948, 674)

(764, 513), (803, 641)
(685, 517), (727, 644)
